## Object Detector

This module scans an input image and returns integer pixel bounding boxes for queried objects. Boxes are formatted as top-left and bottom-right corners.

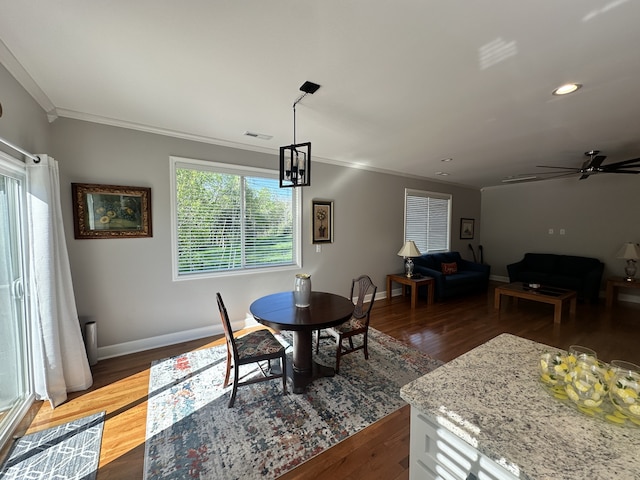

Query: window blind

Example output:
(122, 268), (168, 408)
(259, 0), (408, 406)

(173, 159), (298, 277)
(405, 189), (451, 253)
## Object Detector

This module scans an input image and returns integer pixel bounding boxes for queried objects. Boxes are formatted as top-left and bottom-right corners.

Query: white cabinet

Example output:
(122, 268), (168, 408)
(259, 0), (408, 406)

(409, 407), (519, 480)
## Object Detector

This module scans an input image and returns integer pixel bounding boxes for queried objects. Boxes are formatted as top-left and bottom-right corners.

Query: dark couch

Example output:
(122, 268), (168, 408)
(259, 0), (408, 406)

(507, 253), (604, 303)
(412, 251), (490, 301)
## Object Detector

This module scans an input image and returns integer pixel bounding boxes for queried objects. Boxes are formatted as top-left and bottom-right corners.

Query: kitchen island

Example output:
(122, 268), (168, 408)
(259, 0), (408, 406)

(400, 333), (640, 480)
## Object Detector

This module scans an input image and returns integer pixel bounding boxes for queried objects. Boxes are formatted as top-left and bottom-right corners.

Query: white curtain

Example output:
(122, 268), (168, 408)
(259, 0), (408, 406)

(26, 155), (92, 407)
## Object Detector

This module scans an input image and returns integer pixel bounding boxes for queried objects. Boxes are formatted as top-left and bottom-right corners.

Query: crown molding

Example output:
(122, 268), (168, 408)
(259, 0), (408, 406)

(0, 39), (57, 121)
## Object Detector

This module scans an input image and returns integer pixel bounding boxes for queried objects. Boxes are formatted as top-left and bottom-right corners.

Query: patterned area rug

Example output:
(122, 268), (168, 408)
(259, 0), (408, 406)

(0, 411), (104, 480)
(143, 328), (442, 479)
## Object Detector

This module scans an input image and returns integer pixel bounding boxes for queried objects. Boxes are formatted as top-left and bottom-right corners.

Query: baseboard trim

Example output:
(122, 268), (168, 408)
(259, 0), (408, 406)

(97, 319), (245, 361)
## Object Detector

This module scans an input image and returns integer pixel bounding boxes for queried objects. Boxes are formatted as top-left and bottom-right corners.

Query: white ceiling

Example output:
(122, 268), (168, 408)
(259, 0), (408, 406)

(2, 0), (640, 188)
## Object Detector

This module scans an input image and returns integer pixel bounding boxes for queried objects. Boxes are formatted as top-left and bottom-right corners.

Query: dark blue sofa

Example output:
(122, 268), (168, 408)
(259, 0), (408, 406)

(412, 251), (490, 301)
(507, 253), (604, 303)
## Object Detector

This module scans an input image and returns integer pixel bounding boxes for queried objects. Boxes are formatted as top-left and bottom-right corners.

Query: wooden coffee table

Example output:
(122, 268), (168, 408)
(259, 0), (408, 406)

(494, 282), (577, 324)
(386, 273), (434, 309)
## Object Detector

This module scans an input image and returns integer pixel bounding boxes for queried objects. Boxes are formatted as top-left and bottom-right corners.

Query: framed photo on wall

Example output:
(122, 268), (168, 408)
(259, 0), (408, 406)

(72, 183), (152, 239)
(312, 200), (333, 244)
(460, 218), (474, 240)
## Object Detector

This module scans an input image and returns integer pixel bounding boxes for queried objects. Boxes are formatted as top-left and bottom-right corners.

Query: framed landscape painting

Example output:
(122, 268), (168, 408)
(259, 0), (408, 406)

(72, 183), (152, 239)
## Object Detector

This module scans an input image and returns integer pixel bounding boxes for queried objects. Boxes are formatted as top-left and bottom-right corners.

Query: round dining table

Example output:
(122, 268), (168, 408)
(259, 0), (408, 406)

(249, 291), (354, 394)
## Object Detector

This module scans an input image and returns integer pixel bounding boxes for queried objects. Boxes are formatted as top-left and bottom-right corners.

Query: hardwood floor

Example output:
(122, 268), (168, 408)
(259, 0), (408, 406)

(10, 282), (640, 479)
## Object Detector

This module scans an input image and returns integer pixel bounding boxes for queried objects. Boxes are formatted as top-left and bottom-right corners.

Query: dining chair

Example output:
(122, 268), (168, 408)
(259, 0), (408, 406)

(315, 275), (377, 373)
(216, 292), (287, 407)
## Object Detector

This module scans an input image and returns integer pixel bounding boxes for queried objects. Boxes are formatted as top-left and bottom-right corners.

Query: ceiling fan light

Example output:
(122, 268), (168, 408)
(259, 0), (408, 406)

(552, 83), (582, 96)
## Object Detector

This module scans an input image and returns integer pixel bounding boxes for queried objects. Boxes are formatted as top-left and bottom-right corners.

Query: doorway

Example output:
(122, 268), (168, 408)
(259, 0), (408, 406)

(0, 153), (33, 450)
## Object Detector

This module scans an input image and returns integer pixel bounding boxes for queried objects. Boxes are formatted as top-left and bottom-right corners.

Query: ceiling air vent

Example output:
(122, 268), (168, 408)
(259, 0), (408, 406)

(244, 131), (273, 140)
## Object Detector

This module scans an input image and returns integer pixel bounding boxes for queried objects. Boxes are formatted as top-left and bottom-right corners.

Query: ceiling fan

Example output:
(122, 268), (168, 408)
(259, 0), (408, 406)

(503, 150), (640, 183)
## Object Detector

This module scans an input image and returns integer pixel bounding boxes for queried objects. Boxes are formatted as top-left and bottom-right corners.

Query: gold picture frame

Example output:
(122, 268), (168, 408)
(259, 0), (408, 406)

(312, 200), (333, 244)
(72, 183), (152, 239)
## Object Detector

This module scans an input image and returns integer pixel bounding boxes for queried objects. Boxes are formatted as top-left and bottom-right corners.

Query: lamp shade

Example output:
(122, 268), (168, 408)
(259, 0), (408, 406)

(616, 242), (640, 260)
(397, 240), (422, 258)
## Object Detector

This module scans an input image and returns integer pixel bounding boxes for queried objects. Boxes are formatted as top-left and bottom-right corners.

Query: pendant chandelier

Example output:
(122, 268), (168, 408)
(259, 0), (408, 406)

(279, 81), (320, 188)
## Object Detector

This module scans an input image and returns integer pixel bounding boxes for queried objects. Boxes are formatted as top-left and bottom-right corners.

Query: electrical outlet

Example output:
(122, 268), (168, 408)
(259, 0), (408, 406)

(316, 244), (321, 253)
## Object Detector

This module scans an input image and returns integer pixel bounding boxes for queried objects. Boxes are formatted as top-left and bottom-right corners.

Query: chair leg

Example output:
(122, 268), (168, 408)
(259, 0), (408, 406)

(223, 347), (232, 388)
(335, 336), (342, 374)
(281, 354), (287, 394)
(315, 329), (321, 353)
(228, 364), (239, 408)
(364, 333), (369, 360)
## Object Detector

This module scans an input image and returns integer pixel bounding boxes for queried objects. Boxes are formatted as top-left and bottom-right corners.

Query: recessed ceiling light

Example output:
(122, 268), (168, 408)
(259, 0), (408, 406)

(441, 158), (453, 162)
(435, 171), (450, 176)
(552, 83), (582, 96)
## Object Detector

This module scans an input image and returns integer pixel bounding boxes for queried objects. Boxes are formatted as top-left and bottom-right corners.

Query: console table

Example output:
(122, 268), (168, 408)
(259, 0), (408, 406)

(386, 273), (434, 309)
(606, 276), (640, 307)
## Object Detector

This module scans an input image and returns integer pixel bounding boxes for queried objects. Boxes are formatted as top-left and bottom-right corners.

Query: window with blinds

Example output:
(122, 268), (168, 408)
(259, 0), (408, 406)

(171, 157), (300, 279)
(404, 188), (451, 253)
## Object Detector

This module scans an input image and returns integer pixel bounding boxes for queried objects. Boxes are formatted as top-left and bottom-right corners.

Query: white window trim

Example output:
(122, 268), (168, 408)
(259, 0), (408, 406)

(169, 156), (302, 281)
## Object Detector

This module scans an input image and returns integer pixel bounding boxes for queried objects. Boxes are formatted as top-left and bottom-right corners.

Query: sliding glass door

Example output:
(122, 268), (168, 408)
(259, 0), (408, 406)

(0, 154), (32, 449)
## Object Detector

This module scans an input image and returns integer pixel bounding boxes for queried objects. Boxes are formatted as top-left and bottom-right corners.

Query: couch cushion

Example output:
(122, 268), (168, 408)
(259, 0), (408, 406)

(441, 262), (458, 275)
(518, 271), (552, 285)
(444, 271), (486, 287)
(414, 254), (437, 269)
(414, 252), (461, 269)
(549, 275), (583, 290)
(522, 253), (558, 273)
(557, 255), (602, 276)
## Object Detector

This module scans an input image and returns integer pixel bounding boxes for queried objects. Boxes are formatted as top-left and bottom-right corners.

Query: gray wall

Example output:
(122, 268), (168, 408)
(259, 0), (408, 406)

(50, 118), (481, 355)
(481, 176), (640, 284)
(0, 64), (50, 156)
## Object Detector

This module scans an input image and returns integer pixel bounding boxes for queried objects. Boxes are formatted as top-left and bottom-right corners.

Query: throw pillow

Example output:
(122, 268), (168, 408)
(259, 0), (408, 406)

(441, 261), (458, 275)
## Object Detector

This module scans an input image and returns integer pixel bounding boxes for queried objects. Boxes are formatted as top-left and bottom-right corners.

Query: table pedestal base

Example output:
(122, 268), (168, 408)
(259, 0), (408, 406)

(290, 330), (335, 393)
(291, 361), (335, 393)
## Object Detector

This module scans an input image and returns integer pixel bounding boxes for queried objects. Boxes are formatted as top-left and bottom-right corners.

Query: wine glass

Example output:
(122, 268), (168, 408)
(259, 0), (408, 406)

(609, 360), (640, 419)
(539, 352), (569, 389)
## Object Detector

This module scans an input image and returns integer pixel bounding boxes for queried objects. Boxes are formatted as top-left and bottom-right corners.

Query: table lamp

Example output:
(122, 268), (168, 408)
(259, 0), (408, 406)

(397, 241), (422, 277)
(616, 242), (640, 281)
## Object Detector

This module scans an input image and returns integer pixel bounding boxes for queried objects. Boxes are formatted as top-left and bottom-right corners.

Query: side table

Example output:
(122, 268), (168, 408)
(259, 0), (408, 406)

(386, 273), (434, 309)
(606, 277), (640, 308)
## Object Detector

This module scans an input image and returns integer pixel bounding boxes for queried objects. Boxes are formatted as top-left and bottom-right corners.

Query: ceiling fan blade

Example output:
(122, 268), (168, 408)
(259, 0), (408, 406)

(535, 172), (581, 180)
(502, 171), (578, 183)
(536, 165), (580, 170)
(534, 170), (578, 176)
(601, 169), (640, 174)
(598, 157), (640, 169)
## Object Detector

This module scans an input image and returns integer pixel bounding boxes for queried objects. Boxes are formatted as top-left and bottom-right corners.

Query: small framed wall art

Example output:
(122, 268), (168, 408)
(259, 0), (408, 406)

(72, 183), (152, 239)
(460, 218), (474, 240)
(312, 200), (333, 244)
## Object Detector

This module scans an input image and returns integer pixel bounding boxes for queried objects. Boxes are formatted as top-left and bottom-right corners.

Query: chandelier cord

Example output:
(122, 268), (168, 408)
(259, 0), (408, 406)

(292, 92), (310, 147)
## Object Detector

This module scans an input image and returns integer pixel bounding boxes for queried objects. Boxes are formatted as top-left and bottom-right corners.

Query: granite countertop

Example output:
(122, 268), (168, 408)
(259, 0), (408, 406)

(400, 333), (640, 480)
